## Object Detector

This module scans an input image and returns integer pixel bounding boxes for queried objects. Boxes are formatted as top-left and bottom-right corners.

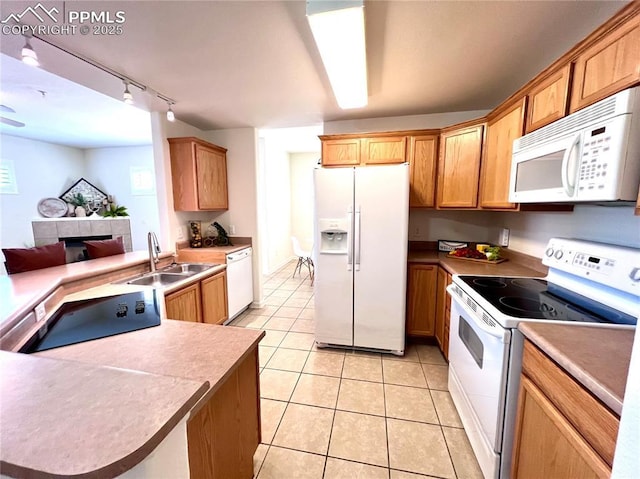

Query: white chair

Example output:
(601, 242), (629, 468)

(291, 236), (314, 284)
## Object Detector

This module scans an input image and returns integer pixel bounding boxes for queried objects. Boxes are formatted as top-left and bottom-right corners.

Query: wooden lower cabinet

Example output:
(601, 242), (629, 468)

(165, 271), (228, 324)
(165, 283), (202, 322)
(187, 347), (260, 479)
(434, 267), (452, 359)
(406, 264), (438, 336)
(201, 272), (228, 325)
(511, 340), (618, 478)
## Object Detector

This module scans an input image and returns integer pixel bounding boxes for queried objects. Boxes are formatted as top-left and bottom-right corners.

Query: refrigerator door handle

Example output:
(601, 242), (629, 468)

(355, 207), (361, 271)
(347, 207), (353, 271)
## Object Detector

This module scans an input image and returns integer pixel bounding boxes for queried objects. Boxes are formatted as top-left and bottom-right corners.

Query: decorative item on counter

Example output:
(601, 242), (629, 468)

(211, 222), (233, 246)
(476, 243), (490, 253)
(189, 220), (203, 248)
(101, 203), (129, 217)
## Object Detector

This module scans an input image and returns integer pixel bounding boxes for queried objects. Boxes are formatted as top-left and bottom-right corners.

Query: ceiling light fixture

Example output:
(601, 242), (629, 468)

(166, 102), (175, 122)
(307, 0), (368, 109)
(21, 36), (39, 67)
(122, 81), (134, 104)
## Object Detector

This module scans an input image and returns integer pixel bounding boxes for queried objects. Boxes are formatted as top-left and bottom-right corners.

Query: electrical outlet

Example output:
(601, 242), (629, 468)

(499, 228), (510, 247)
(176, 226), (184, 241)
(35, 302), (46, 322)
(413, 226), (420, 237)
(229, 225), (236, 235)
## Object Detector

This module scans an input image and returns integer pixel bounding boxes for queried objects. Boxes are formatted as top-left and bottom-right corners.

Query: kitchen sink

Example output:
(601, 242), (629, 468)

(161, 263), (218, 274)
(126, 273), (188, 287)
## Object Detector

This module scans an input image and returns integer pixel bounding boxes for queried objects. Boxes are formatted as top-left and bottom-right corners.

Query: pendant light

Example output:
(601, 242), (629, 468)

(123, 81), (133, 104)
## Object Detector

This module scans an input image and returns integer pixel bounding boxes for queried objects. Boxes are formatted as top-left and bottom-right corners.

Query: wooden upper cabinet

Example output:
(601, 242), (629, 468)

(409, 135), (439, 208)
(361, 136), (407, 165)
(321, 138), (360, 166)
(570, 10), (640, 113)
(437, 122), (484, 208)
(201, 271), (229, 325)
(168, 137), (228, 211)
(320, 134), (407, 166)
(525, 64), (572, 133)
(480, 98), (527, 210)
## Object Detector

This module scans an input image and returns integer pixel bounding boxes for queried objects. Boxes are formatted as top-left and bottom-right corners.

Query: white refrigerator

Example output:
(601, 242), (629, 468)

(313, 163), (409, 354)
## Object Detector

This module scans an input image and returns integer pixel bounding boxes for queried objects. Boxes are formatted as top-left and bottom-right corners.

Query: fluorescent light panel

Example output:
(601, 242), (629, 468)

(307, 1), (368, 109)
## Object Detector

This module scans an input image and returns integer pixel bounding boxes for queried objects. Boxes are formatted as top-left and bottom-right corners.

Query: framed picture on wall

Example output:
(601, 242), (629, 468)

(59, 178), (108, 204)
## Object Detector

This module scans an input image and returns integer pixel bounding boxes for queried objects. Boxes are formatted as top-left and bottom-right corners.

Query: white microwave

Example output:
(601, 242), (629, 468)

(509, 87), (640, 203)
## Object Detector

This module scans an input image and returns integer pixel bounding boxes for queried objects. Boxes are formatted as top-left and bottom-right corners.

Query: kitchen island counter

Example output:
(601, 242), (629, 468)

(0, 349), (208, 479)
(1, 320), (264, 478)
(518, 322), (634, 415)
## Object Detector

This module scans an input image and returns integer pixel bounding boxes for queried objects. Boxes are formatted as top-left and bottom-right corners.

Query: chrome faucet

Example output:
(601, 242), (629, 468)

(147, 232), (161, 272)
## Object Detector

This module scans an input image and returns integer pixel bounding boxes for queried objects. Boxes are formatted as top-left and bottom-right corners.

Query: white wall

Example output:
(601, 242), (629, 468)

(260, 138), (293, 274)
(0, 134), (85, 249)
(493, 206), (640, 258)
(84, 146), (159, 251)
(289, 152), (318, 253)
(323, 109), (490, 134)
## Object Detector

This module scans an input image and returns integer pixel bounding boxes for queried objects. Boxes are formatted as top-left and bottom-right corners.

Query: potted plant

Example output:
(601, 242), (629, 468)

(101, 204), (129, 217)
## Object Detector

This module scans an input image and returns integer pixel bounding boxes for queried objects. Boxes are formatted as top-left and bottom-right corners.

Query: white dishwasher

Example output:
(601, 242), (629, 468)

(225, 247), (254, 323)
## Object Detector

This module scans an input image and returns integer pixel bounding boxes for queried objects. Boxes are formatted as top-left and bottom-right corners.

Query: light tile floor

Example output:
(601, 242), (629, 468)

(230, 261), (483, 479)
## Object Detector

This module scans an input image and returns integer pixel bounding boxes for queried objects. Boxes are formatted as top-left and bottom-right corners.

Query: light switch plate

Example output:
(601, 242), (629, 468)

(35, 302), (46, 322)
(499, 228), (510, 247)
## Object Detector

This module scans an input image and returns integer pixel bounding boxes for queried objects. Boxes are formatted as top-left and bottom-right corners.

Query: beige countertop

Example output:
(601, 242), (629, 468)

(177, 244), (251, 255)
(0, 251), (174, 335)
(518, 323), (635, 415)
(36, 320), (264, 413)
(408, 251), (545, 277)
(0, 349), (208, 479)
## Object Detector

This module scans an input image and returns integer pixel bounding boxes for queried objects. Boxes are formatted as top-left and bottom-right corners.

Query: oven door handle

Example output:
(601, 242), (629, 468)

(448, 288), (509, 342)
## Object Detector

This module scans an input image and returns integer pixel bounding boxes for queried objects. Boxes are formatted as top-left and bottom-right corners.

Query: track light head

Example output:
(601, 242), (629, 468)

(167, 103), (175, 122)
(123, 82), (133, 104)
(21, 37), (39, 67)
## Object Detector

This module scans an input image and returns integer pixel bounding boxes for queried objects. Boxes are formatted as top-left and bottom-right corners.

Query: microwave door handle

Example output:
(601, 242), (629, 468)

(561, 133), (581, 197)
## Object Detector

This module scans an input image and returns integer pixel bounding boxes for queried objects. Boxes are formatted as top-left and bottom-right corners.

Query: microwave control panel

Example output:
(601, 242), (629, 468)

(578, 126), (613, 192)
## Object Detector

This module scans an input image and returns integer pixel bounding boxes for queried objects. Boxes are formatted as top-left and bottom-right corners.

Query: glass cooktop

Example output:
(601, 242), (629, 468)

(459, 276), (628, 324)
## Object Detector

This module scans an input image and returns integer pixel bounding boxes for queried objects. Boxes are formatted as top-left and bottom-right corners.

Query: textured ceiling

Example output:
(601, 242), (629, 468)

(0, 0), (628, 133)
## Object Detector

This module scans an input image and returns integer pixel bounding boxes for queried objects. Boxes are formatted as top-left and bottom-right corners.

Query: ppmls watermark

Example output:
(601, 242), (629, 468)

(1, 2), (126, 36)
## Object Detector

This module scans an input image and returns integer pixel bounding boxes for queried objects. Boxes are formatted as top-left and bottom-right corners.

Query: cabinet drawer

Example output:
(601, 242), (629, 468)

(522, 341), (619, 467)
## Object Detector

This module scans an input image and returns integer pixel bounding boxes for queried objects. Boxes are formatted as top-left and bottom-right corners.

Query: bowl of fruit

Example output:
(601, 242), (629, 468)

(448, 246), (505, 263)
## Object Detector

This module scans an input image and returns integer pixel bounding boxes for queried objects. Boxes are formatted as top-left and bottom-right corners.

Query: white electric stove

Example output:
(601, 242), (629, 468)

(446, 237), (639, 479)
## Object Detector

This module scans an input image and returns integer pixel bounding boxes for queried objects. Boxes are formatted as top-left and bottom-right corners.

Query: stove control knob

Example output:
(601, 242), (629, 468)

(630, 267), (640, 282)
(545, 247), (554, 257)
(554, 250), (564, 260)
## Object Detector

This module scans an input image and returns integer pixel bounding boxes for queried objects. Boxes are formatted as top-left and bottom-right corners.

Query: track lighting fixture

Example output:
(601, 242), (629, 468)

(122, 82), (133, 104)
(166, 102), (175, 122)
(21, 36), (39, 67)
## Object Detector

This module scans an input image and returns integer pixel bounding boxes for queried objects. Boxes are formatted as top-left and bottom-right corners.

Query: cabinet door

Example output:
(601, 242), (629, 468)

(437, 125), (483, 208)
(196, 145), (228, 210)
(480, 98), (526, 210)
(409, 135), (438, 207)
(525, 64), (572, 133)
(571, 13), (640, 113)
(511, 376), (610, 479)
(406, 264), (438, 336)
(362, 136), (407, 165)
(201, 271), (228, 325)
(165, 283), (202, 322)
(321, 139), (360, 166)
(434, 267), (448, 350)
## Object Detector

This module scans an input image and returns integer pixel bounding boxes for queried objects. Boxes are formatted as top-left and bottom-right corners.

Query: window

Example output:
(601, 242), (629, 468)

(129, 166), (155, 195)
(0, 159), (18, 194)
